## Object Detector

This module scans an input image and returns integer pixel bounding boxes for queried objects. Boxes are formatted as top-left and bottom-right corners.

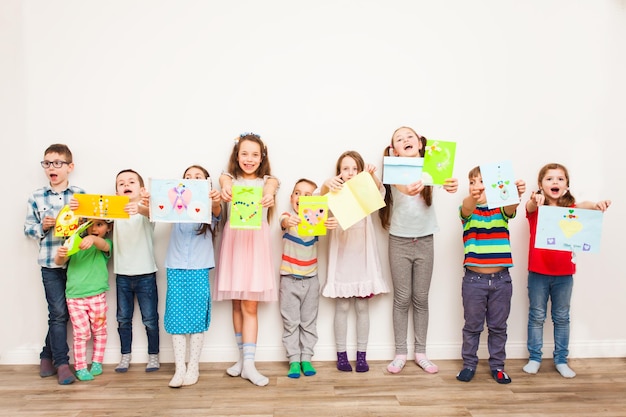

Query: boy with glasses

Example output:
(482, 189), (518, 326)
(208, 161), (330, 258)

(24, 144), (85, 385)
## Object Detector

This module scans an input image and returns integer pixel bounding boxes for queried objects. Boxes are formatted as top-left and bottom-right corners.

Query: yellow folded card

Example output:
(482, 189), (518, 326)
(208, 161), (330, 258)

(74, 194), (130, 219)
(327, 171), (385, 230)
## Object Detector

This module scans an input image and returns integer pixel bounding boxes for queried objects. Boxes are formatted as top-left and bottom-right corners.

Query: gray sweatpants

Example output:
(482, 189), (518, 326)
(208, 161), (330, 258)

(388, 234), (434, 355)
(279, 275), (320, 363)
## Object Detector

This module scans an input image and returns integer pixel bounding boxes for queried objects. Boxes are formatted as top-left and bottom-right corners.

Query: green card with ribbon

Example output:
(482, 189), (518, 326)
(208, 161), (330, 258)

(230, 185), (262, 230)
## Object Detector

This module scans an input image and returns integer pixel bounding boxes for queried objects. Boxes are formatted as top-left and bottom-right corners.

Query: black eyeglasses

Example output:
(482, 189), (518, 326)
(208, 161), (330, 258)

(41, 160), (69, 168)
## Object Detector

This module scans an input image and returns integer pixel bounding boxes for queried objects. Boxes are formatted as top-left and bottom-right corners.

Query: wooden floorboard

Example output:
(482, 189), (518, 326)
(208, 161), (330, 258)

(1, 358), (625, 416)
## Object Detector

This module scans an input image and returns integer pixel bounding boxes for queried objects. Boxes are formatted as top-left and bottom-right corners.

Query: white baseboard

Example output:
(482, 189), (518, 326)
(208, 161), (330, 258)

(3, 340), (626, 365)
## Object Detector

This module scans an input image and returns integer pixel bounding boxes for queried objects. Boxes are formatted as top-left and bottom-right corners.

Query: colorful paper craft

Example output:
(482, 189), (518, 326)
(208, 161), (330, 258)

(422, 139), (456, 185)
(149, 178), (211, 223)
(74, 194), (130, 219)
(382, 157), (424, 185)
(535, 206), (604, 253)
(297, 196), (328, 236)
(480, 160), (519, 209)
(55, 205), (80, 237)
(327, 171), (386, 230)
(230, 185), (263, 229)
(63, 220), (92, 257)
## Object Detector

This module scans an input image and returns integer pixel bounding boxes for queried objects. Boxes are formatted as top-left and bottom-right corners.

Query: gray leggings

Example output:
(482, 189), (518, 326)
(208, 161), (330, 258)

(389, 234), (434, 355)
(334, 297), (370, 352)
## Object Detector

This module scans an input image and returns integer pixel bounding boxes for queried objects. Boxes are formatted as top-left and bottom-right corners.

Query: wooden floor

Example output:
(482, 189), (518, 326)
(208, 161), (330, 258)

(1, 358), (625, 417)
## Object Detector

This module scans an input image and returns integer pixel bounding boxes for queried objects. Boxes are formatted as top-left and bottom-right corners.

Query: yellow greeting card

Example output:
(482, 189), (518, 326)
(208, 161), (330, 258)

(297, 196), (328, 236)
(74, 194), (130, 219)
(327, 171), (385, 230)
(54, 205), (79, 237)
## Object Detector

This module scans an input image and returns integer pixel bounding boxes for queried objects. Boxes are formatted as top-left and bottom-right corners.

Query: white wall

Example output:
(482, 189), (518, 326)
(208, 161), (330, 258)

(2, 0), (625, 365)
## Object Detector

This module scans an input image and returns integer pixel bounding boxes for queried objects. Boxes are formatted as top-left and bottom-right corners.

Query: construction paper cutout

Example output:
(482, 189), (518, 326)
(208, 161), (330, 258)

(63, 221), (92, 257)
(74, 194), (130, 219)
(382, 157), (425, 185)
(297, 196), (328, 236)
(327, 171), (385, 230)
(422, 139), (456, 185)
(480, 160), (519, 209)
(535, 206), (604, 253)
(149, 179), (210, 223)
(230, 185), (262, 229)
(55, 205), (79, 237)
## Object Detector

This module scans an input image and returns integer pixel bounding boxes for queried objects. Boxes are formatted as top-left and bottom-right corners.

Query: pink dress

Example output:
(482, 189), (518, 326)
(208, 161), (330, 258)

(214, 176), (277, 302)
(322, 214), (389, 298)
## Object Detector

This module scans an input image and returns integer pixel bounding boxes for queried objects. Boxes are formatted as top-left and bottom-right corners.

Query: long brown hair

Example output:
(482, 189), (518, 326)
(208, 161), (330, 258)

(536, 163), (576, 207)
(335, 150), (365, 175)
(225, 133), (275, 222)
(182, 164), (216, 238)
(379, 127), (433, 230)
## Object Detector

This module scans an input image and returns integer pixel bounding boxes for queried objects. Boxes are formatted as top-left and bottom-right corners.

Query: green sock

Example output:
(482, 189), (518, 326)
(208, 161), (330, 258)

(288, 362), (301, 378)
(301, 361), (316, 376)
(76, 368), (94, 381)
(90, 362), (103, 376)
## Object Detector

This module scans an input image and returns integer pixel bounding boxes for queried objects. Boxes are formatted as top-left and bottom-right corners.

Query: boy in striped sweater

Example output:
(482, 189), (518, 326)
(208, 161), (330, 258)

(279, 178), (337, 379)
(456, 166), (525, 384)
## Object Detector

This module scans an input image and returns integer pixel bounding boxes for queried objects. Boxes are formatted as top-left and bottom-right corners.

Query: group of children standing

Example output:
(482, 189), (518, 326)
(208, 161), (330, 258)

(24, 129), (611, 387)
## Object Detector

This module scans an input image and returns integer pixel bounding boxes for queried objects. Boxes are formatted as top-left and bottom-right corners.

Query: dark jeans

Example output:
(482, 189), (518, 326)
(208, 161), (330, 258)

(40, 267), (70, 366)
(461, 268), (512, 370)
(116, 273), (160, 355)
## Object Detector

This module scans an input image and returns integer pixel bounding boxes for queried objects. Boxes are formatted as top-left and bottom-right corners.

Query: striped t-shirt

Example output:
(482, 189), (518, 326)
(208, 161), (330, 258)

(280, 212), (319, 277)
(460, 204), (515, 268)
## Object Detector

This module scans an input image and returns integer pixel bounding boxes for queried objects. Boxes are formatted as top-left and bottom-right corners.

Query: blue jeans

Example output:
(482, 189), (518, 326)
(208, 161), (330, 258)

(116, 273), (160, 355)
(461, 268), (512, 370)
(40, 267), (70, 366)
(527, 272), (573, 365)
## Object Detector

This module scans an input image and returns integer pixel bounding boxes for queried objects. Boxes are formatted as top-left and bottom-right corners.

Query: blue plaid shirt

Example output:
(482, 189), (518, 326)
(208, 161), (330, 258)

(24, 183), (85, 268)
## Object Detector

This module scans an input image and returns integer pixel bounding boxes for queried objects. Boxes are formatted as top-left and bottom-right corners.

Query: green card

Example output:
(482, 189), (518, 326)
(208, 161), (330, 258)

(63, 221), (92, 257)
(230, 185), (263, 229)
(422, 139), (457, 185)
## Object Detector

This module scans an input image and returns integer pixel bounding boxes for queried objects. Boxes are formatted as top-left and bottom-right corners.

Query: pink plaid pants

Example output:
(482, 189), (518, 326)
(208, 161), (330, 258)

(67, 292), (108, 371)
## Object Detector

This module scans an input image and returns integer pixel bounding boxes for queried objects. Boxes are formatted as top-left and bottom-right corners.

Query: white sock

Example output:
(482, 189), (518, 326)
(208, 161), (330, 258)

(227, 333), (243, 377)
(556, 363), (576, 378)
(241, 343), (268, 387)
(523, 360), (541, 374)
